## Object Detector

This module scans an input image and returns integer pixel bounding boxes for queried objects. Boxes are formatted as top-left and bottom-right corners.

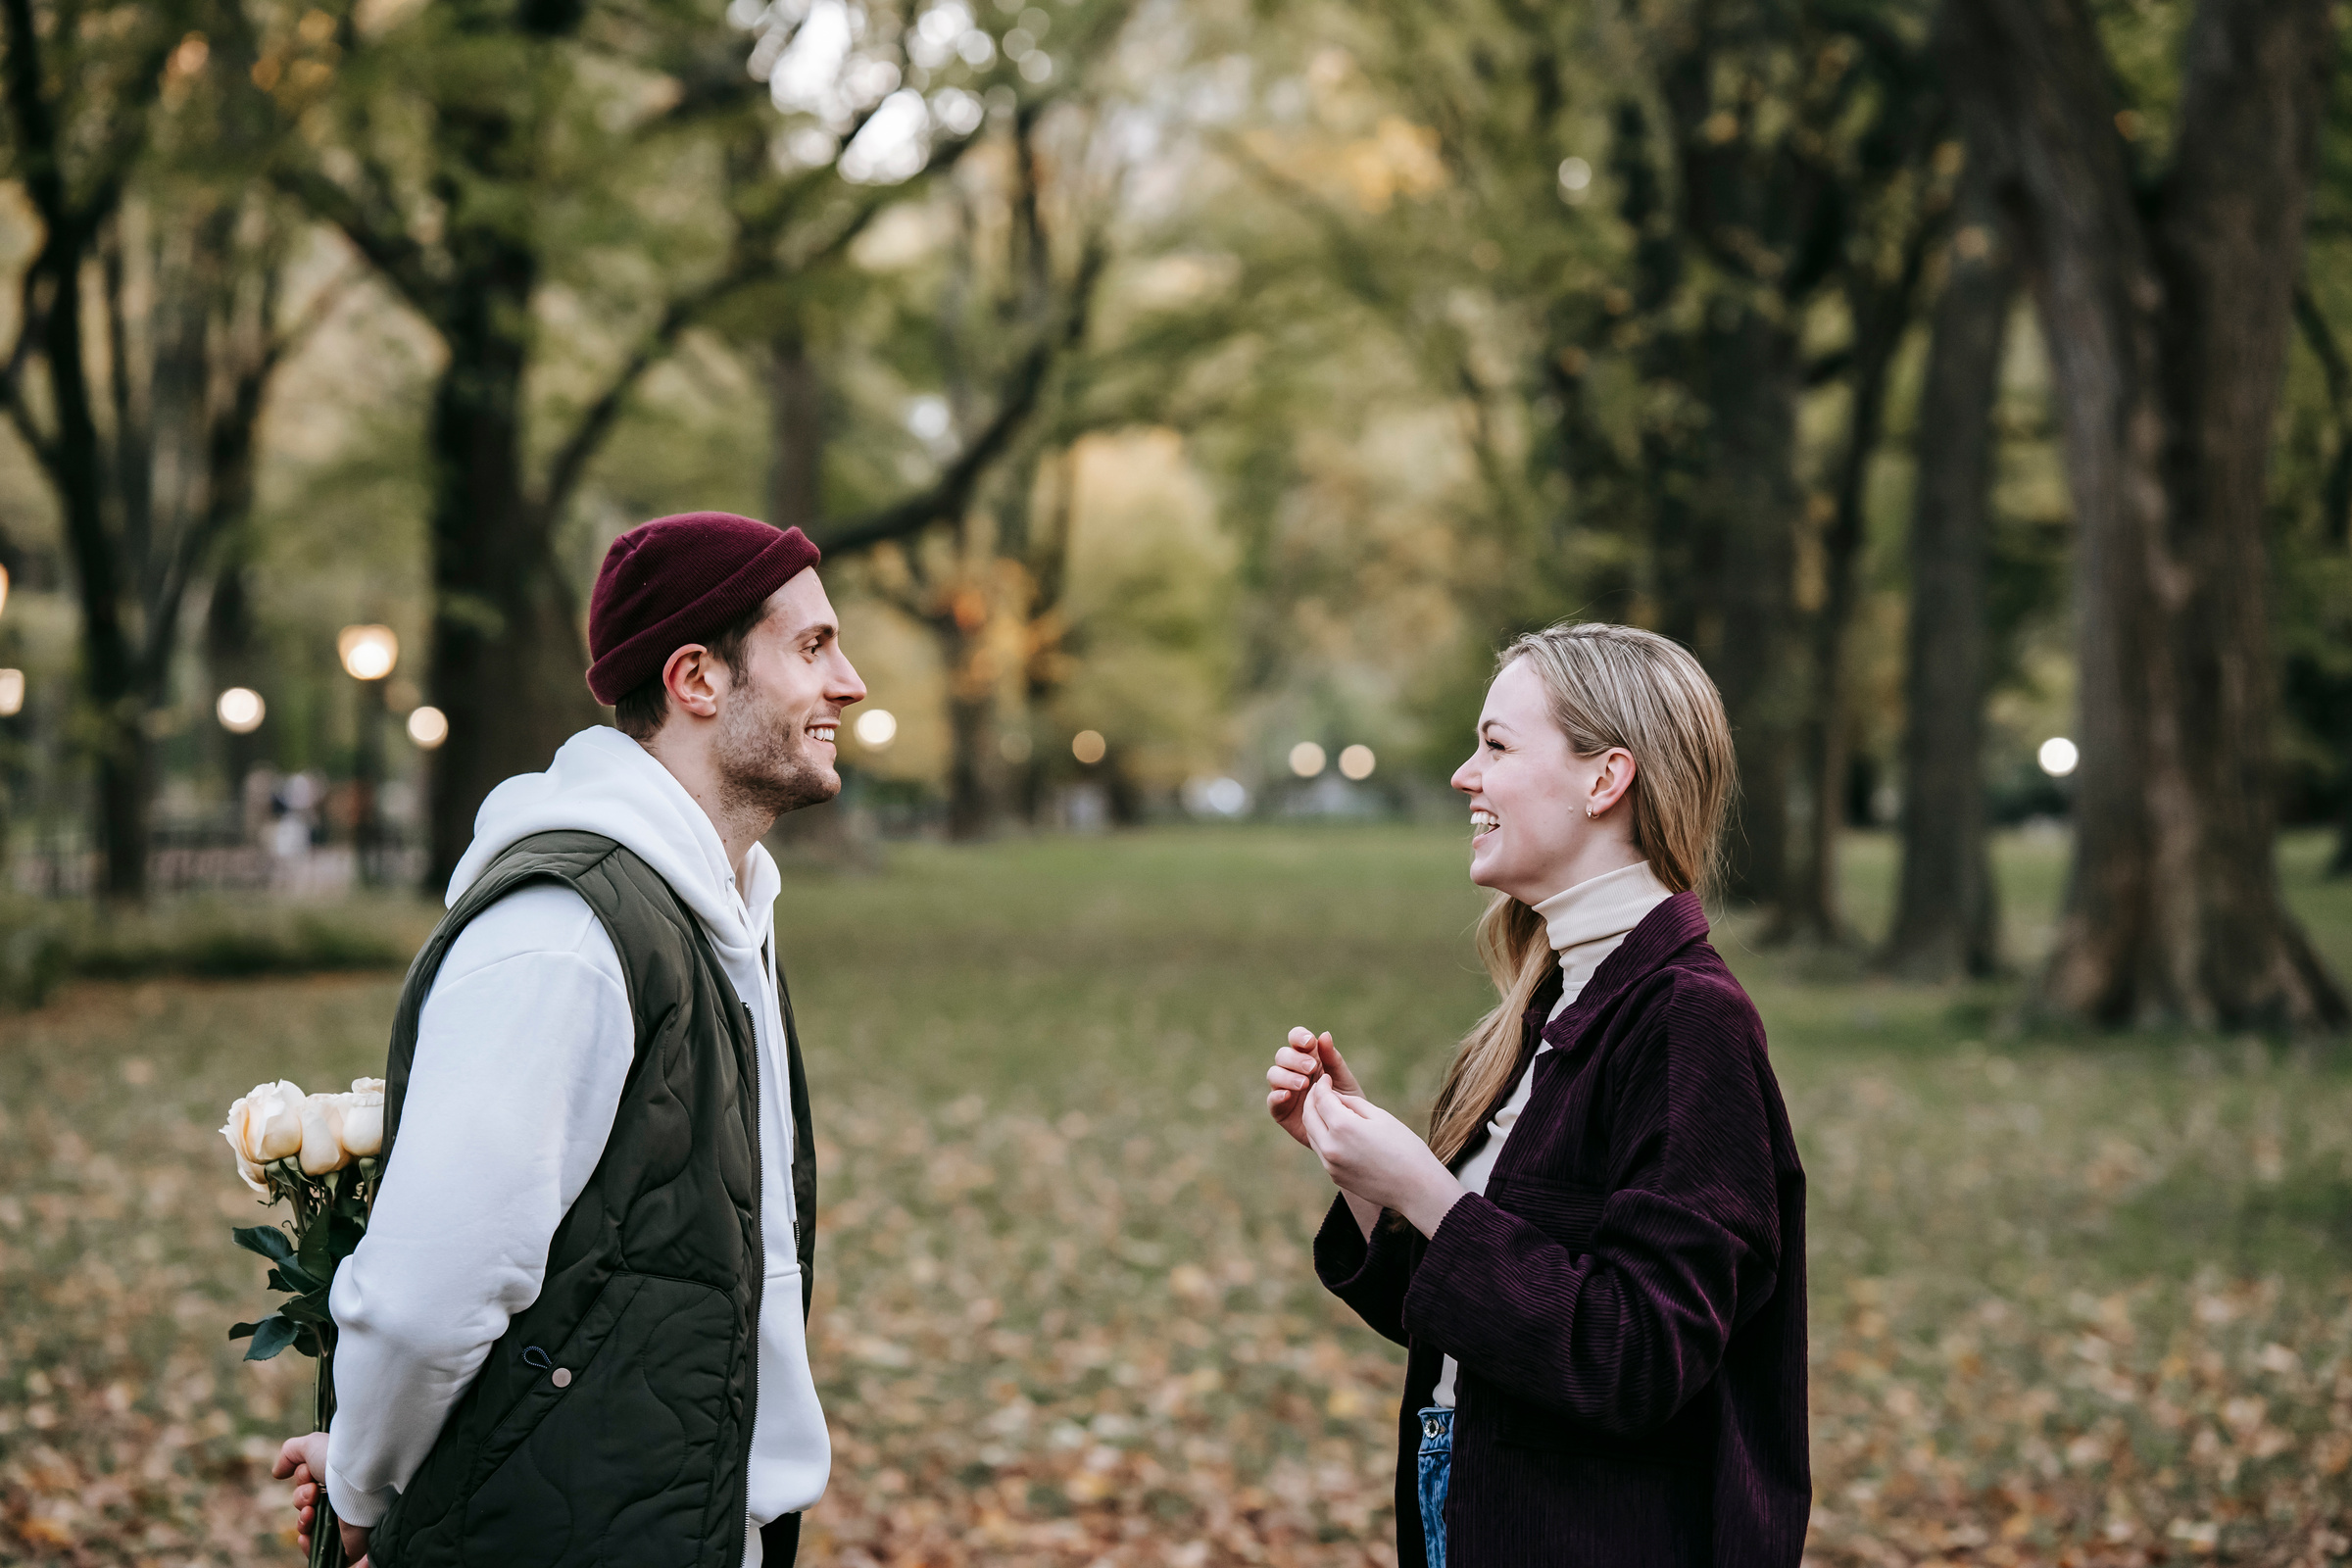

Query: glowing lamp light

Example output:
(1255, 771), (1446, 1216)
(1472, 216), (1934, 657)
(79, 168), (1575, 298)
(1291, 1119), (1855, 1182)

(216, 687), (266, 734)
(1071, 729), (1107, 765)
(407, 706), (449, 749)
(338, 624), (399, 681)
(1339, 744), (1377, 781)
(2037, 737), (2079, 778)
(0, 668), (22, 717)
(1288, 741), (1326, 778)
(855, 709), (899, 749)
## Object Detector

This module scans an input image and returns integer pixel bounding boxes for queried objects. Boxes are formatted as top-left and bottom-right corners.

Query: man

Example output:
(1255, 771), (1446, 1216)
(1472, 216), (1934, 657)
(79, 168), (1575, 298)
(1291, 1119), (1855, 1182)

(276, 512), (864, 1567)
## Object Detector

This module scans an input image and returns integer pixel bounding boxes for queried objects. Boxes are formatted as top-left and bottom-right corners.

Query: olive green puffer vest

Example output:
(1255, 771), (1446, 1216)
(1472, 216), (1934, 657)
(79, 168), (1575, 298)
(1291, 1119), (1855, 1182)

(366, 831), (816, 1568)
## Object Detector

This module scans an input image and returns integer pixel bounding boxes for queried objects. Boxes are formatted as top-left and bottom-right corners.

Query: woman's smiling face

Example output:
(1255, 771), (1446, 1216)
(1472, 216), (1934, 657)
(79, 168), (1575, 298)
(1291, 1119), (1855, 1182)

(1450, 659), (1632, 906)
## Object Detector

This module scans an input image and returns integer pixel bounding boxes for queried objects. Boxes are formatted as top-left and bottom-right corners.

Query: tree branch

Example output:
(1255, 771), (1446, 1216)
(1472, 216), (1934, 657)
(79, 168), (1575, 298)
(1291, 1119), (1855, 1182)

(816, 241), (1108, 558)
(271, 164), (448, 324)
(535, 260), (779, 525)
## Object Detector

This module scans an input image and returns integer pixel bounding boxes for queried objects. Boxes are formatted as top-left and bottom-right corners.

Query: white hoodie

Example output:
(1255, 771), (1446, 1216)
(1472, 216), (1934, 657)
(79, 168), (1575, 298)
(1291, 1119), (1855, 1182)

(325, 727), (829, 1564)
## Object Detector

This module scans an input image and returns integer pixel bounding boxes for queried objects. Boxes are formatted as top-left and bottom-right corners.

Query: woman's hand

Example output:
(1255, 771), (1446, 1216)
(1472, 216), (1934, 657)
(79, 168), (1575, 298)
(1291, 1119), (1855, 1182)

(273, 1433), (372, 1565)
(1266, 1027), (1365, 1148)
(1298, 1076), (1465, 1239)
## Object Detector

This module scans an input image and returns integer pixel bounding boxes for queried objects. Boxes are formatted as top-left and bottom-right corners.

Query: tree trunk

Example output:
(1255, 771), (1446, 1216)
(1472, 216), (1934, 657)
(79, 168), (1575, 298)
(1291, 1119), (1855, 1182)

(36, 233), (149, 899)
(1786, 236), (1931, 944)
(768, 325), (822, 535)
(1886, 174), (2013, 980)
(943, 680), (999, 841)
(1946, 0), (2348, 1028)
(422, 266), (599, 890)
(1695, 309), (1801, 908)
(207, 553), (268, 793)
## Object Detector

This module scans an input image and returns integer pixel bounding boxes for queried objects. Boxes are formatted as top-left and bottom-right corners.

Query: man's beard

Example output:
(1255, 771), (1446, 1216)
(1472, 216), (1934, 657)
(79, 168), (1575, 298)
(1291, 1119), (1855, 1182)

(712, 677), (837, 821)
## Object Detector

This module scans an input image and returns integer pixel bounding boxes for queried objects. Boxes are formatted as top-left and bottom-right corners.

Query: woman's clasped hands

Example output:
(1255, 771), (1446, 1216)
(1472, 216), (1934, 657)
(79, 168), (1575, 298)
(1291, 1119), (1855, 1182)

(1266, 1026), (1465, 1239)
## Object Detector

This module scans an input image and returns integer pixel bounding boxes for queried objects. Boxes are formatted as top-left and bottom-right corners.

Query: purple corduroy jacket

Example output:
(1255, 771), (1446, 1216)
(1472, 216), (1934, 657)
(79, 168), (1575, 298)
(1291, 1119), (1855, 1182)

(1314, 892), (1808, 1567)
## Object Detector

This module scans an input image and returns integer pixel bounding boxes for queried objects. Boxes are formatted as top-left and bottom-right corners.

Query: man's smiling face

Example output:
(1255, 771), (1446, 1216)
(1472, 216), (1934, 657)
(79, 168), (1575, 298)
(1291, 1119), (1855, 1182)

(710, 567), (867, 818)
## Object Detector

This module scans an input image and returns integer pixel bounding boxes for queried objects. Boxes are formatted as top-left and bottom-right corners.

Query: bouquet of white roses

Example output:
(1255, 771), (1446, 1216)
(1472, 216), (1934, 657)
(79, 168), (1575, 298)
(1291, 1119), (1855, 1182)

(220, 1077), (384, 1568)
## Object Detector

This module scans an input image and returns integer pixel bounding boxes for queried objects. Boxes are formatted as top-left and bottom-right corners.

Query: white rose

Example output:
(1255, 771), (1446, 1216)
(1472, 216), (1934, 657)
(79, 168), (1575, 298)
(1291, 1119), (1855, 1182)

(299, 1093), (353, 1176)
(339, 1079), (386, 1158)
(223, 1080), (306, 1167)
(220, 1110), (271, 1195)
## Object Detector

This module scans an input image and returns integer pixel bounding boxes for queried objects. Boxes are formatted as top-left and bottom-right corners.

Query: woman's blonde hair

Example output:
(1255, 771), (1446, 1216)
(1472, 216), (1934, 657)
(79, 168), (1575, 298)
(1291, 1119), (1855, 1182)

(1425, 622), (1737, 1166)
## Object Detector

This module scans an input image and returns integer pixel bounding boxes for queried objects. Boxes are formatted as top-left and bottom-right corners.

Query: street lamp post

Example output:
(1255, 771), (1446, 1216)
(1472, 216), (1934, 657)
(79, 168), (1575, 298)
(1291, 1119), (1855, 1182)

(337, 625), (398, 887)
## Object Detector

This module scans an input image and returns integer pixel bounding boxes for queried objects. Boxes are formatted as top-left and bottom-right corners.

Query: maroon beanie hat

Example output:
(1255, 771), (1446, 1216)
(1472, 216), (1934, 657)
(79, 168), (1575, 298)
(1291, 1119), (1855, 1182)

(586, 512), (822, 706)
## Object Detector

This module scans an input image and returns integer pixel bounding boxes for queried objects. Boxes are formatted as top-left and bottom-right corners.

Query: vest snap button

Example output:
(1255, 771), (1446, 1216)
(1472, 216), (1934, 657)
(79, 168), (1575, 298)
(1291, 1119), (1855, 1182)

(552, 1368), (572, 1389)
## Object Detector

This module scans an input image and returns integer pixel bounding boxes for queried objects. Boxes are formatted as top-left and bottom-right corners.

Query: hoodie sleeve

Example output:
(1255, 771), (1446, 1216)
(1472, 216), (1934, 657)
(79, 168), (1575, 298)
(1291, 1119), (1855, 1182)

(323, 884), (632, 1528)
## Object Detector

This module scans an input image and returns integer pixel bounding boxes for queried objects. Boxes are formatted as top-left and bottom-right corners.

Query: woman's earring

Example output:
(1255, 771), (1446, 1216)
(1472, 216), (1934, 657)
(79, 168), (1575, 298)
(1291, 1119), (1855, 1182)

(1586, 805), (1595, 817)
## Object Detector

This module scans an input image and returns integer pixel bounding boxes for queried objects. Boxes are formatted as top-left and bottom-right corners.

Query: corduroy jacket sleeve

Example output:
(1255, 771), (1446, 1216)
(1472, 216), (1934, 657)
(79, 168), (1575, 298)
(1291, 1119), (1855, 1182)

(1312, 1194), (1415, 1347)
(1398, 972), (1783, 1436)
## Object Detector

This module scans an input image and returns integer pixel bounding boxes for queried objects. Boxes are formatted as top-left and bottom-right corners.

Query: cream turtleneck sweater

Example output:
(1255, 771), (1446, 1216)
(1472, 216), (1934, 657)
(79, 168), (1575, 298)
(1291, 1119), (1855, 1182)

(1430, 858), (1674, 1409)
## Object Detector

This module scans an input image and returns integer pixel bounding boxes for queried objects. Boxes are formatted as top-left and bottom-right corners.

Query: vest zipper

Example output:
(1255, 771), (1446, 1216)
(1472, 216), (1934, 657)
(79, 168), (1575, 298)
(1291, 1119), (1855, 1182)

(743, 998), (763, 1567)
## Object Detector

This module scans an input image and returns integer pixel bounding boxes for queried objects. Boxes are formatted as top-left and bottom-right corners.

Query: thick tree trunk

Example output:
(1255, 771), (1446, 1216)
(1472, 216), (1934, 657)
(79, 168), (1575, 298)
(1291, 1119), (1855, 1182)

(1886, 177), (2013, 980)
(1695, 310), (1801, 907)
(422, 268), (599, 890)
(37, 241), (148, 899)
(1946, 0), (2348, 1028)
(768, 325), (822, 535)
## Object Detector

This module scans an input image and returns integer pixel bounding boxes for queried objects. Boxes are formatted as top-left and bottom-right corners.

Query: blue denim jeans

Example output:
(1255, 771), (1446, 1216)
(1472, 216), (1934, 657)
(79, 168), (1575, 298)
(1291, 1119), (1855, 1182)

(1416, 1406), (1453, 1568)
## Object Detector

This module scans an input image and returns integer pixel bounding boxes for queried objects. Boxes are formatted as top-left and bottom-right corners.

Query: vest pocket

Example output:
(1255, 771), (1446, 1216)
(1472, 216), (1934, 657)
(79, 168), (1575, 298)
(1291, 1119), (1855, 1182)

(460, 1271), (742, 1567)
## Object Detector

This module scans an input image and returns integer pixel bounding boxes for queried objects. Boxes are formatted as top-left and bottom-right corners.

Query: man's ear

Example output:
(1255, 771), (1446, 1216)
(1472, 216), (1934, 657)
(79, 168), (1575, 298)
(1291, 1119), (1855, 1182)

(662, 644), (723, 719)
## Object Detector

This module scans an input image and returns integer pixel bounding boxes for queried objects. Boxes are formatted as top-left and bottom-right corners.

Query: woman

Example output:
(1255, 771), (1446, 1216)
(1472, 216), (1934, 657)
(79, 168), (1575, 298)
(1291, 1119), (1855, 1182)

(1266, 622), (1806, 1568)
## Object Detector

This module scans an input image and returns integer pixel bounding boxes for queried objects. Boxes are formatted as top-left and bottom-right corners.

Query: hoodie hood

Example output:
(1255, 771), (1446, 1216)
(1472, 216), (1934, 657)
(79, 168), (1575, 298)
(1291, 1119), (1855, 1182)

(446, 726), (777, 969)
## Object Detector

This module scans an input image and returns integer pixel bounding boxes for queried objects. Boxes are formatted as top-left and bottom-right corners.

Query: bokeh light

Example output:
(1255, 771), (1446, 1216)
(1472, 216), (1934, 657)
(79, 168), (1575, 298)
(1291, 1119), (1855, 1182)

(1557, 157), (1592, 194)
(0, 668), (21, 717)
(337, 624), (399, 681)
(215, 687), (266, 734)
(1338, 744), (1376, 781)
(1288, 741), (1326, 778)
(2038, 736), (2079, 778)
(0, 562), (10, 618)
(856, 708), (899, 748)
(1184, 776), (1250, 817)
(407, 706), (450, 749)
(1072, 729), (1106, 765)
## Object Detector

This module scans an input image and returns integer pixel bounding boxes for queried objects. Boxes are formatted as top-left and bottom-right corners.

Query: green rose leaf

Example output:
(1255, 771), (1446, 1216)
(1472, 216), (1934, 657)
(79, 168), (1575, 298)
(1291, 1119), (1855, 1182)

(268, 1261), (325, 1296)
(229, 1321), (259, 1341)
(243, 1314), (299, 1361)
(233, 1225), (296, 1263)
(297, 1212), (332, 1283)
(281, 1287), (333, 1325)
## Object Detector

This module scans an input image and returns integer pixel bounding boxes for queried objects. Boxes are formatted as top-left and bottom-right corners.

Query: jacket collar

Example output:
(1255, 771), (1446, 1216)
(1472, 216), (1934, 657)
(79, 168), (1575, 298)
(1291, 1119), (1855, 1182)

(1528, 890), (1711, 1049)
(1445, 891), (1713, 1175)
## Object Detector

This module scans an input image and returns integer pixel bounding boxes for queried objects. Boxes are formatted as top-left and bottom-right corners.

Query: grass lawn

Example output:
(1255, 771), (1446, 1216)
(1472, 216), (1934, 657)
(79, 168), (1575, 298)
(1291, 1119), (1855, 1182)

(2, 824), (2348, 1565)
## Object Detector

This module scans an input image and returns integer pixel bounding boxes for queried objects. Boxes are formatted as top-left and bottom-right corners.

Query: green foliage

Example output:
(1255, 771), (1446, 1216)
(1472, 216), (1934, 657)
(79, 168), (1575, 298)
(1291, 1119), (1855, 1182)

(226, 1161), (372, 1363)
